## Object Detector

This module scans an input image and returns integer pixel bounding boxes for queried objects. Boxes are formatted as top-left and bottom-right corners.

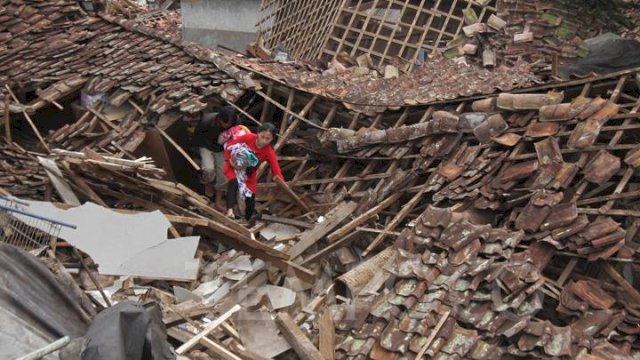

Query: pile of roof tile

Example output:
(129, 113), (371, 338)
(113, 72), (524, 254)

(231, 52), (539, 113)
(321, 80), (640, 264)
(0, 0), (254, 115)
(332, 205), (639, 359)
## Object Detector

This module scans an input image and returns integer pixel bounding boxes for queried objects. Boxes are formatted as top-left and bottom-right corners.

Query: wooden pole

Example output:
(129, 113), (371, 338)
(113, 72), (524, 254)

(602, 262), (640, 303)
(4, 95), (11, 143)
(327, 193), (401, 243)
(16, 336), (70, 360)
(274, 176), (312, 214)
(176, 304), (241, 355)
(275, 312), (324, 360)
(4, 85), (50, 153)
(363, 185), (427, 257)
(72, 248), (112, 307)
(415, 310), (451, 359)
(154, 125), (200, 171)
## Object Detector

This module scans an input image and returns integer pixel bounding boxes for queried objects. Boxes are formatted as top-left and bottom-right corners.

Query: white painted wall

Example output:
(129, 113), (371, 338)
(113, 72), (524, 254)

(181, 0), (260, 51)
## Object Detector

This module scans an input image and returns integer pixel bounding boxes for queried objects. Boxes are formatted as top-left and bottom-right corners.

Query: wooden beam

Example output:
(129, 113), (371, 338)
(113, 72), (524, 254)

(557, 258), (578, 286)
(280, 88), (296, 134)
(578, 208), (640, 217)
(602, 262), (640, 303)
(4, 95), (11, 143)
(261, 214), (314, 229)
(275, 95), (318, 151)
(275, 312), (324, 360)
(260, 82), (274, 124)
(301, 230), (359, 266)
(163, 304), (243, 360)
(256, 90), (324, 130)
(576, 189), (640, 206)
(175, 304), (241, 355)
(274, 176), (312, 214)
(186, 196), (252, 237)
(4, 85), (50, 153)
(327, 193), (401, 243)
(154, 125), (200, 171)
(363, 185), (427, 257)
(259, 172), (392, 188)
(288, 201), (357, 259)
(225, 99), (262, 126)
(164, 215), (209, 227)
(198, 224), (316, 283)
(60, 161), (107, 206)
(199, 337), (242, 360)
(37, 157), (81, 206)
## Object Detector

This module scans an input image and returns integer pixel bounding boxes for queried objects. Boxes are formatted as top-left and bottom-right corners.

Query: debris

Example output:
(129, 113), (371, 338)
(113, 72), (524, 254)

(259, 285), (296, 310)
(175, 304), (241, 355)
(21, 200), (200, 280)
(235, 310), (291, 358)
(2, 1), (640, 358)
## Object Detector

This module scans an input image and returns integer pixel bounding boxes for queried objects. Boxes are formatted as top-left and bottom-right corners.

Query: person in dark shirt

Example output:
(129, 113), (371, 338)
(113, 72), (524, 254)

(192, 106), (237, 211)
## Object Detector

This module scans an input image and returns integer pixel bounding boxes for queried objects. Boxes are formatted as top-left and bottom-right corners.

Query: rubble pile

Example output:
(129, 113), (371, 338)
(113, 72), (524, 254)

(333, 206), (638, 359)
(0, 0), (639, 359)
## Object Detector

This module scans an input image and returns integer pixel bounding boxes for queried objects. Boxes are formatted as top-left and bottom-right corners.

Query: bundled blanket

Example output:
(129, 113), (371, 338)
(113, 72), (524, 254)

(219, 125), (250, 149)
(228, 143), (259, 198)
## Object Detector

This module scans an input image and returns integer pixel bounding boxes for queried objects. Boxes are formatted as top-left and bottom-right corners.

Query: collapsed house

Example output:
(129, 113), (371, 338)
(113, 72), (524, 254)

(1, 0), (640, 359)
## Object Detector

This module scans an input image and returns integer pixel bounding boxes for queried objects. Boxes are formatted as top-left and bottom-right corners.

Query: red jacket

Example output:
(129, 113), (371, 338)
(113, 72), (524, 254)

(223, 133), (284, 193)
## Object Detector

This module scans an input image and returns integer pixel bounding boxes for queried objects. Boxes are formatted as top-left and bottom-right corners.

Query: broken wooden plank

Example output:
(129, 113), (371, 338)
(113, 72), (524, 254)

(199, 224), (315, 283)
(37, 157), (81, 206)
(167, 304), (244, 360)
(256, 90), (324, 130)
(300, 230), (359, 266)
(259, 172), (392, 188)
(275, 312), (324, 360)
(187, 196), (253, 237)
(327, 193), (401, 243)
(363, 186), (427, 257)
(319, 311), (335, 360)
(163, 303), (217, 326)
(275, 95), (318, 150)
(164, 215), (209, 227)
(59, 161), (107, 206)
(261, 214), (314, 229)
(175, 304), (241, 355)
(287, 201), (357, 259)
(259, 82), (274, 124)
(199, 337), (242, 360)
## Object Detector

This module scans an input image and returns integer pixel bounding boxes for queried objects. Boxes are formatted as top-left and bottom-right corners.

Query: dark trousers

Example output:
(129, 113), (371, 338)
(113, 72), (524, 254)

(226, 179), (256, 220)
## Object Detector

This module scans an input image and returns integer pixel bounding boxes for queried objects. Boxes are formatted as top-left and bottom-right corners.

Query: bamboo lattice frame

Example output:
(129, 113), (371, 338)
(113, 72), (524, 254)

(322, 0), (497, 66)
(256, 0), (345, 61)
(257, 0), (497, 66)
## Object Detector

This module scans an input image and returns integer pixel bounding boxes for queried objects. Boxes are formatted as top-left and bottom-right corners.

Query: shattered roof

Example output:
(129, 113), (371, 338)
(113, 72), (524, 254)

(231, 53), (540, 111)
(0, 0), (255, 114)
(320, 67), (640, 264)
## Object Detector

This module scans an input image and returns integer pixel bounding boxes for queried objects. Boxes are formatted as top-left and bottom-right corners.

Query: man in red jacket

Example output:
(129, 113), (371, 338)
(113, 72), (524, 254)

(224, 122), (283, 222)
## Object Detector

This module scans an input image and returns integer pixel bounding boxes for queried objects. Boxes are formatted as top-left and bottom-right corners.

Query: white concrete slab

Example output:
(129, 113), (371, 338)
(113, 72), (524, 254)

(17, 200), (200, 280)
